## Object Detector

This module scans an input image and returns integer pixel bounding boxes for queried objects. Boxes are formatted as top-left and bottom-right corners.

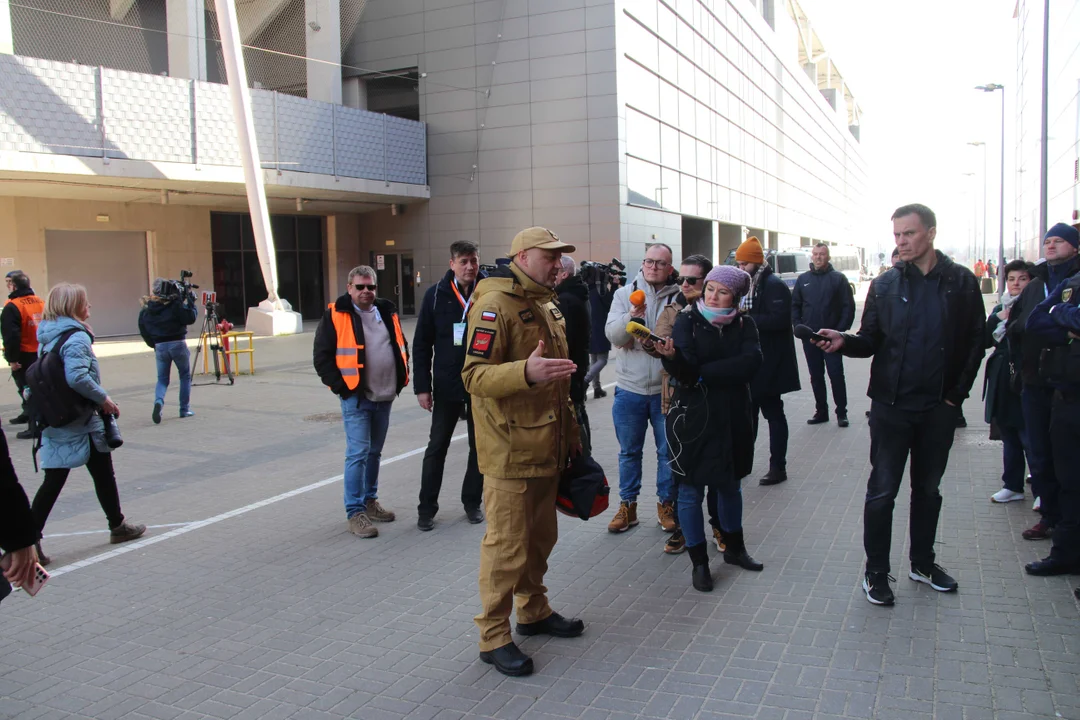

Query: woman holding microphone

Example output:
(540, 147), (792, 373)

(655, 266), (763, 591)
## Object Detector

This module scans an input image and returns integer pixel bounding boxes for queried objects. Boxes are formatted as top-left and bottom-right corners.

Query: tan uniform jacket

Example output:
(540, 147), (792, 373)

(643, 297), (686, 414)
(462, 263), (580, 479)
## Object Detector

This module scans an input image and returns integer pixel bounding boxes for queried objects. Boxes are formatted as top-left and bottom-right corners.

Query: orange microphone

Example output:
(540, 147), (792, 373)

(629, 289), (646, 307)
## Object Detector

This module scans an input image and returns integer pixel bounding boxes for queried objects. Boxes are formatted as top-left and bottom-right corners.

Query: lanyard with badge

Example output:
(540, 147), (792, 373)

(451, 280), (472, 345)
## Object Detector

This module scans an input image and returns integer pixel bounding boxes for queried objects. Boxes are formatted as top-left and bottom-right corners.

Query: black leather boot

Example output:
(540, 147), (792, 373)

(723, 530), (764, 571)
(687, 542), (713, 592)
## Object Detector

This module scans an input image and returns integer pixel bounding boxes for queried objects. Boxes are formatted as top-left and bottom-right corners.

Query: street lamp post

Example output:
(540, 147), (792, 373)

(976, 83), (1006, 291)
(962, 172), (977, 262)
(967, 141), (987, 264)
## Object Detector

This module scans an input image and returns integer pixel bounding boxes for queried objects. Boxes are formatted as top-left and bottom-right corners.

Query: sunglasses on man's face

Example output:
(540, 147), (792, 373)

(350, 283), (377, 291)
(677, 276), (702, 286)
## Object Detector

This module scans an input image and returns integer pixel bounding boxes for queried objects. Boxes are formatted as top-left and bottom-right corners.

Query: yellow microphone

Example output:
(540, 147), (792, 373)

(626, 321), (665, 344)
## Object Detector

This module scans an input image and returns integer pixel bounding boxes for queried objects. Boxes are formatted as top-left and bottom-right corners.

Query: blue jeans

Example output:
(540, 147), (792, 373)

(154, 340), (192, 414)
(999, 424), (1030, 493)
(677, 483), (743, 547)
(1022, 387), (1058, 524)
(612, 387), (673, 504)
(340, 395), (392, 518)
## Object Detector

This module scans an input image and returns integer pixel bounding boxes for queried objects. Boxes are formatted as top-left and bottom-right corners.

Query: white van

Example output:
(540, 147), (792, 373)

(724, 245), (861, 295)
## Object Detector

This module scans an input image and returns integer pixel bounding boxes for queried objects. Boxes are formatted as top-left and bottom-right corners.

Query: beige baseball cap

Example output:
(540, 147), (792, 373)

(510, 226), (576, 254)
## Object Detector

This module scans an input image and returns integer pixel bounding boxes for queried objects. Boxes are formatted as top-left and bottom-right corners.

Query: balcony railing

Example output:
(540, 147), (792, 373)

(0, 54), (427, 186)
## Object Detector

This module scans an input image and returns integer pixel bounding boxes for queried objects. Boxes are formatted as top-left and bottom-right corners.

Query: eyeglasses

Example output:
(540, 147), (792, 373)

(350, 283), (377, 291)
(677, 276), (702, 285)
(643, 259), (670, 268)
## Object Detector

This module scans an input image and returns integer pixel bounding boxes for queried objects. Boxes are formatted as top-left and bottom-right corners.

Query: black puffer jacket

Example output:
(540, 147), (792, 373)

(138, 296), (198, 347)
(412, 269), (481, 401)
(791, 263), (855, 332)
(841, 252), (985, 406)
(556, 274), (591, 404)
(1006, 257), (1080, 388)
(313, 295), (409, 401)
(746, 264), (800, 398)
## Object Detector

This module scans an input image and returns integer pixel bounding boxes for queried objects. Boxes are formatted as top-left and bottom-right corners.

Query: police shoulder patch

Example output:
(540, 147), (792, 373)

(1064, 287), (1074, 303)
(481, 310), (497, 322)
(468, 327), (496, 358)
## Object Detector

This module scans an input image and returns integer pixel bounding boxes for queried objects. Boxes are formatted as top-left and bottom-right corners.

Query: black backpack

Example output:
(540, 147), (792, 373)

(24, 328), (92, 429)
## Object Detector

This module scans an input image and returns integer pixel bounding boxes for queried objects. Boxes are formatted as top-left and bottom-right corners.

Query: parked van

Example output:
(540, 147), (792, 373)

(725, 245), (861, 295)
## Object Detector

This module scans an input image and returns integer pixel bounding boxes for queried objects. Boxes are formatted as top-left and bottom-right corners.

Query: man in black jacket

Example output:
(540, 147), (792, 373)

(0, 430), (40, 602)
(555, 256), (592, 455)
(313, 265), (410, 539)
(413, 241), (484, 531)
(792, 243), (855, 426)
(736, 237), (801, 486)
(815, 204), (985, 606)
(1005, 223), (1080, 541)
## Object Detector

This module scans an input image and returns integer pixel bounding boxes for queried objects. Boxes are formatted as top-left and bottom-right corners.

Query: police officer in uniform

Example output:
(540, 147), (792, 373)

(1, 271), (44, 440)
(1024, 270), (1080, 576)
(462, 227), (584, 677)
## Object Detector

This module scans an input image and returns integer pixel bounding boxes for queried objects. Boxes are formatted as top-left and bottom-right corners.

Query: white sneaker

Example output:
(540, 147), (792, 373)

(1033, 496), (1042, 511)
(991, 489), (1024, 504)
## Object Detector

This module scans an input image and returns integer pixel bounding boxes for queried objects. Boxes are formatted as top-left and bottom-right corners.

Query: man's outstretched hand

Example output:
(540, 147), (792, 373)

(524, 340), (577, 384)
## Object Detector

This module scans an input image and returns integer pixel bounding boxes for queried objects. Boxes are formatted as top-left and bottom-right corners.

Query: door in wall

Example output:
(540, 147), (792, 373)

(44, 230), (149, 337)
(369, 252), (416, 316)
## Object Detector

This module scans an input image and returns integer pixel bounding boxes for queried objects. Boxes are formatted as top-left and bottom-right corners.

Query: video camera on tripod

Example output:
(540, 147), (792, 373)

(578, 258), (626, 289)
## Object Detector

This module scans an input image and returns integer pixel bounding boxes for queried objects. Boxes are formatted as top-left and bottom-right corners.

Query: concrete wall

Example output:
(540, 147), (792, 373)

(348, 0), (622, 300)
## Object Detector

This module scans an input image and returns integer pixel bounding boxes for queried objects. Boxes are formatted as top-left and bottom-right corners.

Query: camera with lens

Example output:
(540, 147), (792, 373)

(578, 257), (626, 290)
(161, 270), (199, 305)
(99, 410), (123, 449)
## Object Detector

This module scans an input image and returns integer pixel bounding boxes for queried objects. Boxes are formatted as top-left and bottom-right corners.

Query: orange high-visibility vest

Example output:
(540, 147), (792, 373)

(6, 295), (44, 353)
(328, 304), (410, 391)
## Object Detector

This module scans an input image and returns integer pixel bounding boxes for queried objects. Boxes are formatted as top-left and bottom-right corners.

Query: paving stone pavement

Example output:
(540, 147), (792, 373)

(1, 308), (1078, 720)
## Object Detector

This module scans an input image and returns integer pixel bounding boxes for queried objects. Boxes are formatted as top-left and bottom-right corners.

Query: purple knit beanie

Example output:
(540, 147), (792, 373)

(705, 265), (752, 299)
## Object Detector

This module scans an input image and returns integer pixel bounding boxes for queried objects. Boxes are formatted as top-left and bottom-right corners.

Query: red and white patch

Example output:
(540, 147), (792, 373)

(481, 310), (497, 322)
(468, 328), (496, 358)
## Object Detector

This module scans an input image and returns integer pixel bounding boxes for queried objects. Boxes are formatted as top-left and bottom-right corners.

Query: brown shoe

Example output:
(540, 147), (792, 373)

(367, 500), (396, 523)
(607, 501), (638, 533)
(1022, 521), (1052, 540)
(348, 513), (378, 537)
(109, 521), (147, 544)
(712, 527), (726, 552)
(657, 501), (677, 532)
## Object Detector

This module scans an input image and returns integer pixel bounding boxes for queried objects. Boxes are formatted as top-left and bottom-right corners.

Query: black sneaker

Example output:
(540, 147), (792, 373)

(152, 402), (162, 425)
(909, 563), (958, 592)
(862, 571), (895, 606)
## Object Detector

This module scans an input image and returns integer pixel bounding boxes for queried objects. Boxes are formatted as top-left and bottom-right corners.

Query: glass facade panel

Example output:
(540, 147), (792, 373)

(627, 109), (661, 163)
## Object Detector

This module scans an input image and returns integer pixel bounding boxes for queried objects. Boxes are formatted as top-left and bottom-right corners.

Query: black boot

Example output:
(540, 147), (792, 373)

(723, 530), (763, 571)
(759, 467), (787, 486)
(687, 542), (713, 592)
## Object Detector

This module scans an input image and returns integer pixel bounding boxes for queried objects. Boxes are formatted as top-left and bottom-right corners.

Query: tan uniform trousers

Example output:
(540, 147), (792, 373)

(475, 474), (559, 651)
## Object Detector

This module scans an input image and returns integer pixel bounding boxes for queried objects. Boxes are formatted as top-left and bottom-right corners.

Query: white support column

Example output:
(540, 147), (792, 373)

(305, 0), (341, 104)
(0, 0), (13, 55)
(212, 0), (302, 334)
(166, 0), (207, 80)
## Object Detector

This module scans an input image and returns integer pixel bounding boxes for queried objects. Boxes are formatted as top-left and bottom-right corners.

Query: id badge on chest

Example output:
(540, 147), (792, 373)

(453, 322), (467, 346)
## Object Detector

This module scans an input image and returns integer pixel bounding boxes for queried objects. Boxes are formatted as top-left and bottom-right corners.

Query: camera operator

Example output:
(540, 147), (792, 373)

(139, 277), (198, 424)
(555, 256), (593, 454)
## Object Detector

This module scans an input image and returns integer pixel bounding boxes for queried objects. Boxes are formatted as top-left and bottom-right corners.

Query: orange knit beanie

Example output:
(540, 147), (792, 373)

(735, 236), (764, 264)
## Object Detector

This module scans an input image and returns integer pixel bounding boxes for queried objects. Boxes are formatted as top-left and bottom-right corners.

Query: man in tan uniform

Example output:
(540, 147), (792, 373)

(462, 227), (584, 677)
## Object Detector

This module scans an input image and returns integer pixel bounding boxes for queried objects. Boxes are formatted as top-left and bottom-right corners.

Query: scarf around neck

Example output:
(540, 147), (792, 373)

(697, 300), (738, 326)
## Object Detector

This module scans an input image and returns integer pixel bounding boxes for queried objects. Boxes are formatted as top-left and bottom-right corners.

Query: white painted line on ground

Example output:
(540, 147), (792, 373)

(45, 522), (194, 539)
(46, 380), (620, 579)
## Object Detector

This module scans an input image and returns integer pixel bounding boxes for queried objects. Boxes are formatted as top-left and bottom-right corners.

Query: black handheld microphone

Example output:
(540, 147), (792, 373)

(793, 324), (828, 343)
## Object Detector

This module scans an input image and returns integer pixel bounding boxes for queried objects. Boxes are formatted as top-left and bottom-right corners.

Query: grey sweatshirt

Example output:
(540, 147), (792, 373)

(356, 305), (398, 402)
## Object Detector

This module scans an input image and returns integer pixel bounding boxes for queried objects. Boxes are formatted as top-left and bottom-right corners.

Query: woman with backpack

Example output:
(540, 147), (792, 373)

(655, 266), (763, 591)
(138, 279), (198, 424)
(29, 283), (145, 565)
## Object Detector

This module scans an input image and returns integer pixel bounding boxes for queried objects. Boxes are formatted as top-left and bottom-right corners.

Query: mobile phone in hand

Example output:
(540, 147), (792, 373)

(0, 553), (49, 596)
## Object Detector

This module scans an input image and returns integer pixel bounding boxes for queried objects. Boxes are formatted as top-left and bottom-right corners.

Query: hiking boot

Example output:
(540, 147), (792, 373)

(712, 527), (726, 552)
(9, 414), (28, 425)
(35, 542), (51, 567)
(367, 500), (396, 522)
(657, 501), (677, 532)
(863, 571), (895, 606)
(909, 563), (958, 592)
(152, 402), (162, 425)
(348, 513), (378, 537)
(109, 521), (147, 544)
(663, 529), (686, 554)
(1022, 521), (1052, 540)
(607, 501), (637, 533)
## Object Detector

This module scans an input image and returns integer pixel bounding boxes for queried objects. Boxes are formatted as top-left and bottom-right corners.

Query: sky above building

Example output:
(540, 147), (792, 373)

(799, 0), (1018, 263)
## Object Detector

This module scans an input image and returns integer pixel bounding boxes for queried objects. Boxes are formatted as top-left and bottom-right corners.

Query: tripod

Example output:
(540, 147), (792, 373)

(192, 302), (234, 385)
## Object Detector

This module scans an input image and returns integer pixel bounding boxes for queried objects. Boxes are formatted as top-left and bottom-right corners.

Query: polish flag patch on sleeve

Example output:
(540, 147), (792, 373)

(481, 310), (497, 322)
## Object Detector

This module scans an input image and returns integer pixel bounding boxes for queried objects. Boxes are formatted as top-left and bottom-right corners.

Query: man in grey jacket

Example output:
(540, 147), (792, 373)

(604, 243), (681, 533)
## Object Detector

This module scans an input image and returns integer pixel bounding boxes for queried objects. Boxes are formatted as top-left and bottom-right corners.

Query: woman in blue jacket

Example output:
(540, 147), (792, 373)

(139, 279), (198, 423)
(30, 283), (145, 565)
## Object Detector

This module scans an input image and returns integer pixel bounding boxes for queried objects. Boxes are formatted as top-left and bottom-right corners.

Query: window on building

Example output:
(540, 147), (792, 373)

(359, 69), (420, 121)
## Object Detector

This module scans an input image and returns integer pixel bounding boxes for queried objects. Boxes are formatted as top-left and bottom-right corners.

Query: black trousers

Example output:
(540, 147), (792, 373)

(802, 341), (848, 417)
(864, 401), (957, 574)
(31, 442), (125, 532)
(11, 350), (36, 419)
(417, 396), (482, 519)
(751, 394), (789, 471)
(1049, 392), (1080, 564)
